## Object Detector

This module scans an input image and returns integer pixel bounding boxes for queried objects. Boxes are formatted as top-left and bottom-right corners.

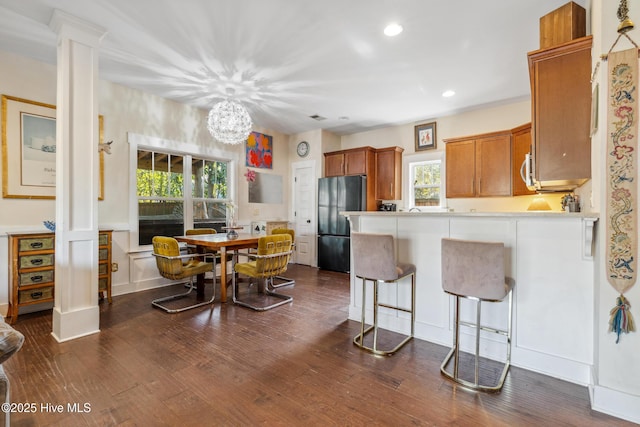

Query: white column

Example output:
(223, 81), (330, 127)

(49, 11), (106, 342)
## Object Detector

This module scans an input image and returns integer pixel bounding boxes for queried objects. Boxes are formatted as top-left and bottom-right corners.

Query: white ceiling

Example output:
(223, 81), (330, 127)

(0, 0), (589, 136)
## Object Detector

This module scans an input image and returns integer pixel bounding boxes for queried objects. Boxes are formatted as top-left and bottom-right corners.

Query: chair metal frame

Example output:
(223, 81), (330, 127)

(440, 286), (513, 392)
(232, 239), (294, 311)
(269, 228), (296, 288)
(353, 272), (416, 356)
(151, 246), (217, 313)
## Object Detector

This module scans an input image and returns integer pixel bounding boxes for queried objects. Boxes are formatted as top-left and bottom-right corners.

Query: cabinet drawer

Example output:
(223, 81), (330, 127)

(99, 277), (109, 291)
(20, 253), (54, 269)
(19, 237), (54, 252)
(19, 270), (54, 286)
(99, 248), (109, 261)
(99, 263), (109, 275)
(18, 286), (54, 304)
(99, 233), (110, 246)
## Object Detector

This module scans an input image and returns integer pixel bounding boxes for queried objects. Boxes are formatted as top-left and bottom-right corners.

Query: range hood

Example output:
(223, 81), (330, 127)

(520, 153), (588, 193)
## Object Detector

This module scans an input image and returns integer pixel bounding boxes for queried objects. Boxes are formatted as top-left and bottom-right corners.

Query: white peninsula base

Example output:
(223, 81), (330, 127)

(343, 211), (598, 386)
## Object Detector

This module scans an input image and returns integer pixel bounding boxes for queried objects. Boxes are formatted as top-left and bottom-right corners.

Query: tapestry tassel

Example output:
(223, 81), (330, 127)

(609, 295), (636, 343)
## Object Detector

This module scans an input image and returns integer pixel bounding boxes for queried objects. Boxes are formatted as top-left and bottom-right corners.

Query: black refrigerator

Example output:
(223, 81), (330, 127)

(317, 175), (367, 273)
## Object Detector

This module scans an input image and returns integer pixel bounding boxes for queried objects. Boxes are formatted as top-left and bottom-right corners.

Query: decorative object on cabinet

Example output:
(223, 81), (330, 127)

(7, 231), (114, 324)
(539, 2), (586, 49)
(445, 130), (511, 198)
(207, 87), (252, 145)
(375, 146), (404, 200)
(1, 95), (106, 200)
(43, 220), (56, 232)
(527, 36), (592, 192)
(296, 140), (310, 157)
(251, 220), (289, 236)
(605, 47), (637, 343)
(414, 122), (436, 151)
(245, 131), (272, 169)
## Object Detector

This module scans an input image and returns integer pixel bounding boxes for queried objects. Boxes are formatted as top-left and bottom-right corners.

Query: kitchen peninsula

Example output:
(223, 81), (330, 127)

(343, 210), (598, 386)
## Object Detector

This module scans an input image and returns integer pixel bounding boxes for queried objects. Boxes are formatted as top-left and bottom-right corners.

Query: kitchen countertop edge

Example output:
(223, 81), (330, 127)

(341, 211), (599, 219)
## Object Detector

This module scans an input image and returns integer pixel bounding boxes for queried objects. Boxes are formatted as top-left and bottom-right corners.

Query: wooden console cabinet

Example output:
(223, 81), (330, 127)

(7, 230), (113, 324)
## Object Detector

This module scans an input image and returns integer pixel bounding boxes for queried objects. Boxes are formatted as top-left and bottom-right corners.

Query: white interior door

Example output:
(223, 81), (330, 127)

(292, 161), (316, 266)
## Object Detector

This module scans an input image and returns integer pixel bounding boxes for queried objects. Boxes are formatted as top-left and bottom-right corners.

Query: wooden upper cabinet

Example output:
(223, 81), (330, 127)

(324, 152), (345, 177)
(511, 123), (536, 196)
(324, 146), (375, 177)
(528, 36), (592, 185)
(476, 134), (511, 197)
(324, 146), (377, 210)
(445, 131), (511, 198)
(375, 147), (404, 200)
(445, 139), (476, 198)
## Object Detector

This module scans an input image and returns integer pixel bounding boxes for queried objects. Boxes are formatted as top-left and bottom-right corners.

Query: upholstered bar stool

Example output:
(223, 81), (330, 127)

(351, 232), (416, 356)
(440, 238), (513, 392)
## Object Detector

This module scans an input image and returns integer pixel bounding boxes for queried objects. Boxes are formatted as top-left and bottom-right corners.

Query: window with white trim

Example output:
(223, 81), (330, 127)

(409, 159), (443, 208)
(136, 149), (229, 245)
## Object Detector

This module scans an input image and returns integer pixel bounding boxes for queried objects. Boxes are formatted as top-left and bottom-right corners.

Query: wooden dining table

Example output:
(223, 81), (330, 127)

(174, 232), (259, 302)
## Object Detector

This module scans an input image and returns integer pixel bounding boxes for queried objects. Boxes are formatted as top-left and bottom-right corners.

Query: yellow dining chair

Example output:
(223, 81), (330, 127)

(232, 234), (293, 311)
(270, 228), (295, 288)
(151, 236), (216, 313)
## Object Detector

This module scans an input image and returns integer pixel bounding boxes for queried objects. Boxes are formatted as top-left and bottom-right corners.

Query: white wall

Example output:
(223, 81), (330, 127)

(0, 48), (290, 306)
(338, 98), (569, 212)
(590, 0), (640, 423)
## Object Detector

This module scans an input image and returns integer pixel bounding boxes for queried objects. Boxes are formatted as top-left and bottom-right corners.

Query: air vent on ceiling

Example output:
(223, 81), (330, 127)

(309, 114), (327, 121)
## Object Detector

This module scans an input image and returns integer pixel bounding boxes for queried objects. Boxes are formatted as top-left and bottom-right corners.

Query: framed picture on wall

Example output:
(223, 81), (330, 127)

(245, 131), (273, 169)
(415, 121), (437, 151)
(1, 94), (105, 199)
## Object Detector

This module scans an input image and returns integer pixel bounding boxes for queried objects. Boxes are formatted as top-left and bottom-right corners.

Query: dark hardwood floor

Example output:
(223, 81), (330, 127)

(5, 264), (634, 426)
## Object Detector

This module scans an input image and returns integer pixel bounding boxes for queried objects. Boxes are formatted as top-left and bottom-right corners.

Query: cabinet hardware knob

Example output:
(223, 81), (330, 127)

(30, 291), (43, 299)
(30, 259), (44, 266)
(30, 275), (43, 282)
(30, 242), (43, 249)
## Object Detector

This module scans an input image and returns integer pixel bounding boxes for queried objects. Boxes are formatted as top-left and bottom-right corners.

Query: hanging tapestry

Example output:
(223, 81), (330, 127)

(606, 48), (638, 343)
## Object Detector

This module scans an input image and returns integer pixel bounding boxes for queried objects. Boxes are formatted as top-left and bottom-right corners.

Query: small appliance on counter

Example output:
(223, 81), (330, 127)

(378, 203), (397, 211)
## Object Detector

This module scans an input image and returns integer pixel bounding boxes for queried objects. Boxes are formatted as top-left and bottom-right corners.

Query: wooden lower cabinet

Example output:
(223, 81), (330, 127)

(7, 230), (113, 324)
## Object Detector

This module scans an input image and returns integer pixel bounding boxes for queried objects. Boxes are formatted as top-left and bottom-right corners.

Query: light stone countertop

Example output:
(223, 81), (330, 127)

(341, 210), (599, 219)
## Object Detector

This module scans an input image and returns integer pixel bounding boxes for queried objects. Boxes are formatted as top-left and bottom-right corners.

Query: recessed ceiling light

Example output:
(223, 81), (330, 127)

(442, 90), (456, 98)
(384, 23), (403, 37)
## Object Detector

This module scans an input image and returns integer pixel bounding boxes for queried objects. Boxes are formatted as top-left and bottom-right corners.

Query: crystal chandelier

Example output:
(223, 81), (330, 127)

(207, 88), (252, 145)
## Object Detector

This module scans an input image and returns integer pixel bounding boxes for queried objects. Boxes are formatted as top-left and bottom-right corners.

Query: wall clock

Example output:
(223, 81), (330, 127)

(296, 140), (310, 157)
